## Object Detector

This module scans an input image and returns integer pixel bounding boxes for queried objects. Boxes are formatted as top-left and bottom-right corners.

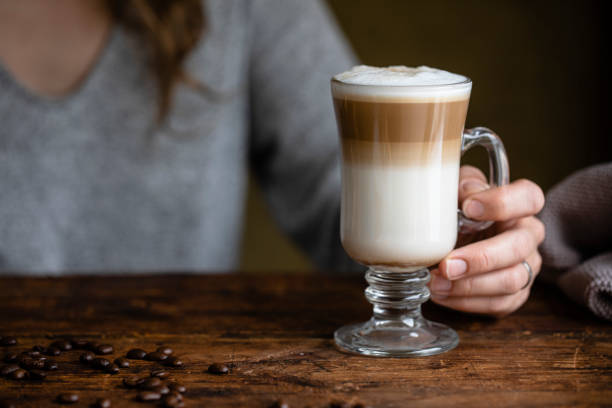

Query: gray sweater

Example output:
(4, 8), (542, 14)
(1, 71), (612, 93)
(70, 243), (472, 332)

(0, 0), (357, 275)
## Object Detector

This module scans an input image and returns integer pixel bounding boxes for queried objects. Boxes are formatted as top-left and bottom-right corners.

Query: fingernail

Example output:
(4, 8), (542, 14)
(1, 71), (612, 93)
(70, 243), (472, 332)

(431, 275), (452, 293)
(461, 180), (489, 195)
(464, 199), (484, 218)
(445, 258), (467, 279)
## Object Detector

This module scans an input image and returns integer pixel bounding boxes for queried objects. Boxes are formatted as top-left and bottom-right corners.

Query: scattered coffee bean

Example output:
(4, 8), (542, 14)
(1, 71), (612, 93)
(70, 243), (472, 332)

(94, 344), (114, 355)
(19, 357), (45, 370)
(80, 351), (95, 364)
(50, 340), (72, 351)
(126, 348), (147, 359)
(145, 351), (168, 362)
(157, 346), (173, 356)
(44, 360), (58, 371)
(164, 356), (184, 367)
(0, 364), (20, 376)
(87, 342), (101, 351)
(31, 345), (46, 352)
(70, 338), (90, 349)
(137, 391), (161, 402)
(0, 400), (16, 408)
(163, 393), (184, 408)
(167, 382), (187, 394)
(0, 337), (17, 346)
(94, 398), (112, 408)
(166, 392), (183, 401)
(153, 385), (170, 395)
(3, 353), (17, 363)
(92, 358), (111, 369)
(106, 364), (120, 374)
(43, 346), (61, 356)
(139, 377), (162, 389)
(10, 368), (27, 380)
(56, 393), (79, 404)
(207, 362), (229, 375)
(123, 376), (143, 388)
(21, 350), (41, 358)
(150, 369), (170, 379)
(29, 369), (47, 380)
(114, 357), (129, 368)
(270, 400), (289, 408)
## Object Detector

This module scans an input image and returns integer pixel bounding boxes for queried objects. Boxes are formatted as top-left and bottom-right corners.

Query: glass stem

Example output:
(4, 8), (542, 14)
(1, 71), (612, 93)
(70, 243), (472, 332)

(365, 267), (430, 324)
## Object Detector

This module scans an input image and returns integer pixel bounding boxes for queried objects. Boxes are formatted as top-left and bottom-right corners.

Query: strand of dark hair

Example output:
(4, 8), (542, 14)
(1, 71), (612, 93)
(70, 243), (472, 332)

(107, 0), (205, 122)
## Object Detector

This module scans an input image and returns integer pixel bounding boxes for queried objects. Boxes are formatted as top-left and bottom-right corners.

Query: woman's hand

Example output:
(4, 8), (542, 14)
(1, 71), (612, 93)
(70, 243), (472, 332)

(428, 165), (546, 317)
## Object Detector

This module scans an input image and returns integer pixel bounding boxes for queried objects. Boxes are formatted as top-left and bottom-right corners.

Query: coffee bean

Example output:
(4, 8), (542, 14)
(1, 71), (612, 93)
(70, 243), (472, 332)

(87, 342), (101, 351)
(167, 382), (187, 394)
(139, 377), (162, 389)
(44, 347), (61, 356)
(163, 393), (184, 408)
(150, 369), (170, 379)
(19, 357), (45, 370)
(153, 385), (170, 395)
(329, 402), (350, 408)
(70, 338), (90, 349)
(80, 351), (95, 364)
(21, 350), (41, 358)
(145, 351), (168, 362)
(94, 344), (114, 355)
(50, 340), (72, 351)
(137, 391), (161, 402)
(44, 360), (58, 370)
(156, 346), (173, 356)
(92, 358), (111, 369)
(270, 400), (289, 408)
(0, 400), (16, 408)
(32, 345), (46, 352)
(10, 368), (27, 380)
(126, 348), (147, 359)
(3, 353), (17, 363)
(0, 364), (20, 376)
(123, 376), (143, 388)
(0, 337), (17, 346)
(106, 364), (120, 374)
(94, 398), (112, 408)
(29, 369), (47, 380)
(56, 393), (79, 404)
(207, 362), (229, 375)
(166, 392), (183, 401)
(114, 357), (129, 368)
(164, 356), (184, 367)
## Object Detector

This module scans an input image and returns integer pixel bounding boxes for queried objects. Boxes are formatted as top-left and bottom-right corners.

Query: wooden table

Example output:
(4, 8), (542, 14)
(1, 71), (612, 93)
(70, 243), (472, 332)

(0, 274), (610, 407)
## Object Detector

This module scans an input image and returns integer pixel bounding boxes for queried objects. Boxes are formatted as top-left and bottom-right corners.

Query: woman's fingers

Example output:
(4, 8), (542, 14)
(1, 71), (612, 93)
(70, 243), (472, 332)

(430, 251), (541, 297)
(461, 178), (545, 222)
(458, 165), (488, 203)
(438, 216), (545, 280)
(430, 286), (532, 317)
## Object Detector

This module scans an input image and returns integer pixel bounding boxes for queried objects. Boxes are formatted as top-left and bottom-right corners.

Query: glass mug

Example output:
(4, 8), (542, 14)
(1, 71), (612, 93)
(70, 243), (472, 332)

(331, 72), (509, 357)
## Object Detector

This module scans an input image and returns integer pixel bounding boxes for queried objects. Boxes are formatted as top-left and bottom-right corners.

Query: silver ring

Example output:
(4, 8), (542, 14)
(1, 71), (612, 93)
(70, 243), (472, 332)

(520, 260), (533, 290)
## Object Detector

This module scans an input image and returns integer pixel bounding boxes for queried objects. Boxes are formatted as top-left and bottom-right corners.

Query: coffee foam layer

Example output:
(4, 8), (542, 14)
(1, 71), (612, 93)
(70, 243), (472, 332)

(332, 65), (471, 102)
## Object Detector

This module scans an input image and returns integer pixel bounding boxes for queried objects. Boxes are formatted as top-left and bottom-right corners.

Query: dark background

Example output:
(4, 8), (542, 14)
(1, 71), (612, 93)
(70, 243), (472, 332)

(241, 0), (611, 271)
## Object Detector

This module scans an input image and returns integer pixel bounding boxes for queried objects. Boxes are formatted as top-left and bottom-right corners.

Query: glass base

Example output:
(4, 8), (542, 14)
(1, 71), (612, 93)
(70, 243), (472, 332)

(334, 317), (458, 357)
(334, 267), (459, 357)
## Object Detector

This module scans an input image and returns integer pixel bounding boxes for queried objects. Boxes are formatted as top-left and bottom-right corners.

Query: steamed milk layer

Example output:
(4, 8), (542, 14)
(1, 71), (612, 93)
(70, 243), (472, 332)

(332, 66), (471, 270)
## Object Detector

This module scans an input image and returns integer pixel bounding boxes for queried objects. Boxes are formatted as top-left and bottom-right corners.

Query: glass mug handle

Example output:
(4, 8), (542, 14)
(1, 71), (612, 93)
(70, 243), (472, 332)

(458, 127), (510, 233)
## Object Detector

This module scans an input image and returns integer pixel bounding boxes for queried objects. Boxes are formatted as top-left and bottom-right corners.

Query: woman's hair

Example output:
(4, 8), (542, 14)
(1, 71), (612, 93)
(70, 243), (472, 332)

(107, 0), (205, 121)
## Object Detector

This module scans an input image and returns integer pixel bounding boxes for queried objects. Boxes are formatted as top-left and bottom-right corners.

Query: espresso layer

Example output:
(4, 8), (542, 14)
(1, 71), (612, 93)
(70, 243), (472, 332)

(341, 139), (461, 166)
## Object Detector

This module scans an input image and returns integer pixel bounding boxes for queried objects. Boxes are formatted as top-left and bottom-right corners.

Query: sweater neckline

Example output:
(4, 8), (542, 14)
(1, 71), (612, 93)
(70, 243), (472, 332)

(0, 25), (119, 109)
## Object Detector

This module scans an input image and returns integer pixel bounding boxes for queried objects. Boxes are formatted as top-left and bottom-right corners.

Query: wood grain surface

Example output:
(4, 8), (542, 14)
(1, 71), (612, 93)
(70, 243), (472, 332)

(0, 274), (610, 407)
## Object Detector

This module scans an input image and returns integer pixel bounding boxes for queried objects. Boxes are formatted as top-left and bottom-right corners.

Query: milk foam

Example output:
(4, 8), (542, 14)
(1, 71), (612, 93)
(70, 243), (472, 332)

(332, 65), (471, 102)
(341, 162), (459, 270)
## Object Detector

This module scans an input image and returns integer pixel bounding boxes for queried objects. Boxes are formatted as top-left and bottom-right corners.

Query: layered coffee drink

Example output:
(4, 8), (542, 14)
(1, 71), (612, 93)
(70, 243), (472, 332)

(332, 66), (472, 271)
